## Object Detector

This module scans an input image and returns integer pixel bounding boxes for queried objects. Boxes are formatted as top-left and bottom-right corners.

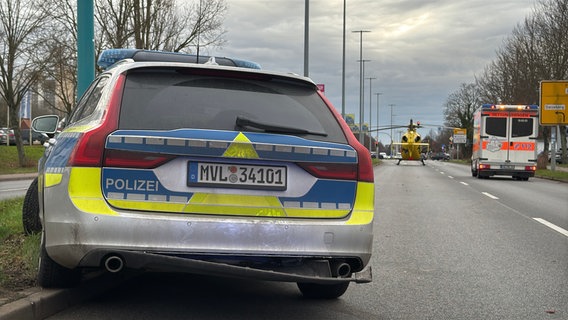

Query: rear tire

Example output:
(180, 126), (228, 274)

(38, 233), (81, 288)
(22, 177), (42, 235)
(297, 282), (350, 299)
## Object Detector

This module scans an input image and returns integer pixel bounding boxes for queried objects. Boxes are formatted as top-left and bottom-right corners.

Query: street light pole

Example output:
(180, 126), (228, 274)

(389, 104), (395, 156)
(304, 0), (309, 77)
(341, 0), (346, 118)
(375, 92), (382, 148)
(353, 30), (370, 144)
(366, 77), (376, 151)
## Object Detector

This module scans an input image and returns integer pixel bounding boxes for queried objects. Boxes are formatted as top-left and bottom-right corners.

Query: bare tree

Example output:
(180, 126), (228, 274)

(95, 0), (134, 49)
(469, 0), (567, 163)
(96, 0), (227, 53)
(442, 83), (481, 158)
(0, 0), (52, 166)
(35, 0), (78, 117)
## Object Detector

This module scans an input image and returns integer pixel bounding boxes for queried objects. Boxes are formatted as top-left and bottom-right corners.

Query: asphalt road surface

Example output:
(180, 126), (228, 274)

(44, 160), (568, 319)
(0, 178), (33, 201)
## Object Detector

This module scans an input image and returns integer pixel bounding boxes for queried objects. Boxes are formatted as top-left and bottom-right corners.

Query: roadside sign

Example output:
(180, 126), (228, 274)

(453, 128), (467, 144)
(540, 80), (568, 126)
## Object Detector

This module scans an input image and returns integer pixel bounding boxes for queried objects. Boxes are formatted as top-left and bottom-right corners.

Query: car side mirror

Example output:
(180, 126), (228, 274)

(31, 115), (59, 134)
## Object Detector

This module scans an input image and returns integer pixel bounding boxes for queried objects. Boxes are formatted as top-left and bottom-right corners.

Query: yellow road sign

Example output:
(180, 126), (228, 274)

(540, 80), (568, 125)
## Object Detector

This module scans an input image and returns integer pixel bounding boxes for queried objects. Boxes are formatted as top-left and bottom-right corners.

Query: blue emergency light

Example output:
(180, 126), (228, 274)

(97, 49), (261, 70)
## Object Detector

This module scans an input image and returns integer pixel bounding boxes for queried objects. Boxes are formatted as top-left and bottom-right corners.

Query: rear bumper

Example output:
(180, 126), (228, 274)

(41, 166), (374, 283)
(478, 167), (535, 177)
(78, 249), (372, 284)
(42, 186), (373, 284)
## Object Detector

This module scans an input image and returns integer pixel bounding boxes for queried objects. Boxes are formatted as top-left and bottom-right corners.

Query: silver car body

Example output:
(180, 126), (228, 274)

(39, 61), (374, 284)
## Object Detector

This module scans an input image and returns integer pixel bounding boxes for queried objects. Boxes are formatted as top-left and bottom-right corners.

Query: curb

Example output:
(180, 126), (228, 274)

(0, 273), (131, 320)
(0, 173), (37, 182)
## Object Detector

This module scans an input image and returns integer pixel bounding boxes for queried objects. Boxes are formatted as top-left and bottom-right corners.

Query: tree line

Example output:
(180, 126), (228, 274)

(439, 0), (567, 164)
(0, 0), (226, 166)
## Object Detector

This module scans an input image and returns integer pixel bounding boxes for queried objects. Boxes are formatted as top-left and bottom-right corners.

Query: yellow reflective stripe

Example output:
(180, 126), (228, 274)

(223, 132), (259, 159)
(346, 182), (374, 225)
(68, 167), (118, 216)
(183, 204), (287, 217)
(63, 124), (97, 133)
(45, 173), (63, 187)
(283, 208), (351, 218)
(68, 167), (103, 197)
(186, 193), (285, 216)
(189, 193), (281, 206)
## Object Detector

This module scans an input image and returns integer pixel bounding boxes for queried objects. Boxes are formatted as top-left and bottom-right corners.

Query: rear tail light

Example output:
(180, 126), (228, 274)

(479, 164), (491, 170)
(318, 92), (374, 183)
(525, 165), (536, 171)
(68, 75), (125, 167)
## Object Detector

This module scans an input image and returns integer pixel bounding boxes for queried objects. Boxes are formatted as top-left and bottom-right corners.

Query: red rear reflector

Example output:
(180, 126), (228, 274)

(298, 163), (357, 180)
(104, 150), (174, 169)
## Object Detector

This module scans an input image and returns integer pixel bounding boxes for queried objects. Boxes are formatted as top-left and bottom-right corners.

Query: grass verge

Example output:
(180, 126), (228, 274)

(0, 197), (40, 303)
(0, 145), (45, 175)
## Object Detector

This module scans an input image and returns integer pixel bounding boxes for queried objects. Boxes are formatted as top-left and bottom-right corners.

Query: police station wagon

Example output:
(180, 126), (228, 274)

(30, 49), (375, 299)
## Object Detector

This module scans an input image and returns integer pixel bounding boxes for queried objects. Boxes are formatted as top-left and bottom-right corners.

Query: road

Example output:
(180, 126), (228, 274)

(40, 161), (567, 319)
(0, 178), (33, 201)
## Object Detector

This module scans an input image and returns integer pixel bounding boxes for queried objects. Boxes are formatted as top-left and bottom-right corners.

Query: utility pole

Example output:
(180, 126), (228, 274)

(304, 0), (309, 77)
(375, 92), (382, 149)
(341, 0), (346, 118)
(366, 77), (376, 151)
(389, 104), (395, 156)
(353, 30), (370, 144)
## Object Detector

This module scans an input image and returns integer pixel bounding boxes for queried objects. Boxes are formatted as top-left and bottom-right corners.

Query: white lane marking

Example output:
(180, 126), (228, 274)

(448, 176), (454, 179)
(482, 192), (499, 199)
(533, 218), (568, 237)
(440, 172), (445, 175)
(460, 182), (469, 186)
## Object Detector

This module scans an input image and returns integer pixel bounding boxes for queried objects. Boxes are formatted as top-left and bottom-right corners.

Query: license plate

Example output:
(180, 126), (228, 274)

(188, 162), (287, 190)
(500, 165), (515, 169)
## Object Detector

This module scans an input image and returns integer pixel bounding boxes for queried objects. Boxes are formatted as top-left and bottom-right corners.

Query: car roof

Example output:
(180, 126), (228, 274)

(97, 49), (317, 89)
(104, 60), (318, 89)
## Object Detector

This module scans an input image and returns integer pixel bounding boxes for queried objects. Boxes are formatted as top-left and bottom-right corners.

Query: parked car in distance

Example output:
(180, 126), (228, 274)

(20, 128), (48, 144)
(431, 152), (450, 161)
(549, 148), (564, 164)
(0, 128), (15, 145)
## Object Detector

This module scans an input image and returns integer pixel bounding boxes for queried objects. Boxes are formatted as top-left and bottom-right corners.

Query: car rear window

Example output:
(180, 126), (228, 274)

(118, 68), (347, 143)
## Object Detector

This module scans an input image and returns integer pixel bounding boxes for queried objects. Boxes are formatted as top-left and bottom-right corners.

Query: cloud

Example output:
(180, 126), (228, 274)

(214, 0), (535, 136)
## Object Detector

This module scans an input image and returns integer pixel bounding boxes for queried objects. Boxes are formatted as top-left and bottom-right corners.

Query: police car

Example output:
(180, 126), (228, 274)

(29, 49), (375, 299)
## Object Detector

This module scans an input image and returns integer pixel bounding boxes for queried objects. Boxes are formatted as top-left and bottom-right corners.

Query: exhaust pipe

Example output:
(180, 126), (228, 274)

(332, 262), (352, 278)
(104, 255), (125, 273)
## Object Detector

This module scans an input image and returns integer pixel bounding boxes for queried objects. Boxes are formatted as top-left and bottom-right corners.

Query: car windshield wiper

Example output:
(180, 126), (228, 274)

(235, 116), (327, 137)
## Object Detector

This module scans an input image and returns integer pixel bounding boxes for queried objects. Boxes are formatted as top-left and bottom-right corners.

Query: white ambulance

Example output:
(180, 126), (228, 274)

(471, 104), (538, 180)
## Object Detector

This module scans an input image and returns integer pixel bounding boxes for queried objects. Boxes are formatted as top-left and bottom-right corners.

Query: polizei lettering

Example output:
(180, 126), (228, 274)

(105, 178), (159, 192)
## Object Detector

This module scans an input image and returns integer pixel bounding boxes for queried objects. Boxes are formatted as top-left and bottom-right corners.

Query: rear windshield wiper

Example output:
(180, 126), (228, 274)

(235, 116), (327, 136)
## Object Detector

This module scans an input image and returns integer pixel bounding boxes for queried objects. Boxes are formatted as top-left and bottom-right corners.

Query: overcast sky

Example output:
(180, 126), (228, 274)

(212, 0), (537, 139)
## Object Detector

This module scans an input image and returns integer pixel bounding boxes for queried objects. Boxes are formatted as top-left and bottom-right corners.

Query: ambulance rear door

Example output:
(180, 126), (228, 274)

(507, 111), (538, 163)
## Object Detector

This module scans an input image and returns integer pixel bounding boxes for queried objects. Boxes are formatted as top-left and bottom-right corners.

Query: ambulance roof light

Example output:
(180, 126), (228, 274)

(481, 104), (538, 110)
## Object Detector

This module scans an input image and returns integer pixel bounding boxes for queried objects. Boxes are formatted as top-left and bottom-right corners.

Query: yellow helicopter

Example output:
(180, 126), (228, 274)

(390, 119), (430, 166)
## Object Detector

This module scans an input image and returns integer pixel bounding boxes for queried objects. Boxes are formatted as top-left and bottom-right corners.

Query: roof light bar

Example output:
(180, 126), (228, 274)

(481, 104), (538, 110)
(97, 49), (261, 70)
